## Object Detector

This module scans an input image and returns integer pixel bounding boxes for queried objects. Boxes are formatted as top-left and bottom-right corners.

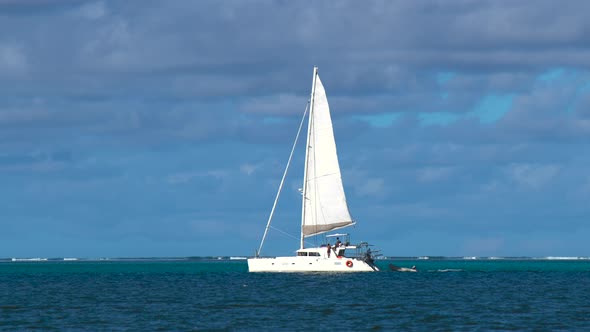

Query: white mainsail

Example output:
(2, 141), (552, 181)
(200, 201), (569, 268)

(301, 72), (354, 238)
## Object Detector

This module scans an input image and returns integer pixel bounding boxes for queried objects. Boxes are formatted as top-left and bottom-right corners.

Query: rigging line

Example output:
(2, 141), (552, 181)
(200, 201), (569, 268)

(268, 225), (300, 241)
(256, 102), (310, 257)
(268, 225), (317, 248)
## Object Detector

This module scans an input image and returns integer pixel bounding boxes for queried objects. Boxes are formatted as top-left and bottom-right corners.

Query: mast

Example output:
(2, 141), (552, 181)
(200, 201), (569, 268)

(301, 66), (318, 249)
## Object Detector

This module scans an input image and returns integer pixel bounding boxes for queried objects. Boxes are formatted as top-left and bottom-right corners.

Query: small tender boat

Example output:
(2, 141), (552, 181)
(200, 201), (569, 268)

(389, 264), (417, 272)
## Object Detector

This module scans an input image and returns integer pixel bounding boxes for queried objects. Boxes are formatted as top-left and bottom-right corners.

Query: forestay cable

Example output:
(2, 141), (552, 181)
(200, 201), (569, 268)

(256, 102), (309, 257)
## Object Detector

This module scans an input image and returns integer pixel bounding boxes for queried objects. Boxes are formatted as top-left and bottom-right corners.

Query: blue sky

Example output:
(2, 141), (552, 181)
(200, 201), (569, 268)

(1, 0), (590, 258)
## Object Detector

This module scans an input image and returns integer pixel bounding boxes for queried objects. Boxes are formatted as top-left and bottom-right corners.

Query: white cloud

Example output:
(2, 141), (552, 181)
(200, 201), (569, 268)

(417, 166), (454, 183)
(2, 1), (590, 257)
(506, 163), (560, 190)
(355, 178), (386, 197)
(73, 1), (107, 20)
(166, 171), (200, 185)
(240, 163), (259, 176)
(165, 170), (228, 185)
(79, 18), (132, 69)
(578, 176), (590, 197)
(0, 44), (27, 75)
(238, 94), (306, 115)
(370, 202), (455, 219)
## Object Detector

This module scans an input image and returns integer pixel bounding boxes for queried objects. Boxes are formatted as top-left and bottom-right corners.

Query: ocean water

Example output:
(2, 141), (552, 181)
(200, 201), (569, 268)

(1, 259), (590, 331)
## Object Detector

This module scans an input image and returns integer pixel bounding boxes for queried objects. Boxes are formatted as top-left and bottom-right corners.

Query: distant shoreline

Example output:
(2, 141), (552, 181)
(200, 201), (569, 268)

(2, 256), (589, 262)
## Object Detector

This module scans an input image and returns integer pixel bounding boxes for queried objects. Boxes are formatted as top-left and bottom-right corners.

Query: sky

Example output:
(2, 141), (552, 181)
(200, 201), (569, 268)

(1, 0), (589, 258)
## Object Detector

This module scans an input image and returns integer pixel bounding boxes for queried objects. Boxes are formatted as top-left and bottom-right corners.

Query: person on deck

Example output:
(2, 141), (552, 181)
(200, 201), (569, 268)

(326, 244), (331, 258)
(335, 238), (342, 247)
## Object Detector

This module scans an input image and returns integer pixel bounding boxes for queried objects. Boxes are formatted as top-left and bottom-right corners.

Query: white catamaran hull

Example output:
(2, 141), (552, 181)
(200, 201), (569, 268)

(248, 256), (378, 272)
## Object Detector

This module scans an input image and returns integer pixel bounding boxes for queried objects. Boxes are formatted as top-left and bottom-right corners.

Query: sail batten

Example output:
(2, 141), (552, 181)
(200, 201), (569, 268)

(301, 73), (354, 238)
(307, 172), (340, 181)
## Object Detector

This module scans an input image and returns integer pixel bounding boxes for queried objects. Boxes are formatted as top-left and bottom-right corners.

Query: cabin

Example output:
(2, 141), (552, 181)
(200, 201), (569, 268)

(296, 249), (323, 257)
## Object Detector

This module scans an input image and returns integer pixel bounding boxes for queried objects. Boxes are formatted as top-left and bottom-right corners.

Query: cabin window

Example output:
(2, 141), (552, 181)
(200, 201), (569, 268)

(297, 252), (308, 256)
(308, 252), (320, 257)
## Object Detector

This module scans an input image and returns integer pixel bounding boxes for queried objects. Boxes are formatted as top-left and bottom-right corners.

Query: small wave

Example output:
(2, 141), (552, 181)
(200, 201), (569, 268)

(11, 258), (48, 262)
(229, 257), (247, 260)
(434, 269), (463, 272)
(462, 256), (478, 260)
(543, 256), (584, 260)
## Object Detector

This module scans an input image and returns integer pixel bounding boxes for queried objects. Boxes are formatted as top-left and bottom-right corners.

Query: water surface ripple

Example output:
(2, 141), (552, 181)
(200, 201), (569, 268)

(1, 260), (590, 331)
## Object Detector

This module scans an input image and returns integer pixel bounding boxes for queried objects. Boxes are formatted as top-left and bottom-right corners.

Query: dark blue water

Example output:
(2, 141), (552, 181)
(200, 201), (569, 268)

(2, 260), (590, 331)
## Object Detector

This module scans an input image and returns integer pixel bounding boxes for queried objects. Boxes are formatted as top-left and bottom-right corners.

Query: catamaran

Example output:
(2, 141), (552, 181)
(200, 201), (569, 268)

(247, 67), (379, 272)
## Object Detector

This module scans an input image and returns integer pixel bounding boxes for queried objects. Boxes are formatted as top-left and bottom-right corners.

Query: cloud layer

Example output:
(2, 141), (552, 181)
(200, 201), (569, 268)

(1, 0), (589, 257)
